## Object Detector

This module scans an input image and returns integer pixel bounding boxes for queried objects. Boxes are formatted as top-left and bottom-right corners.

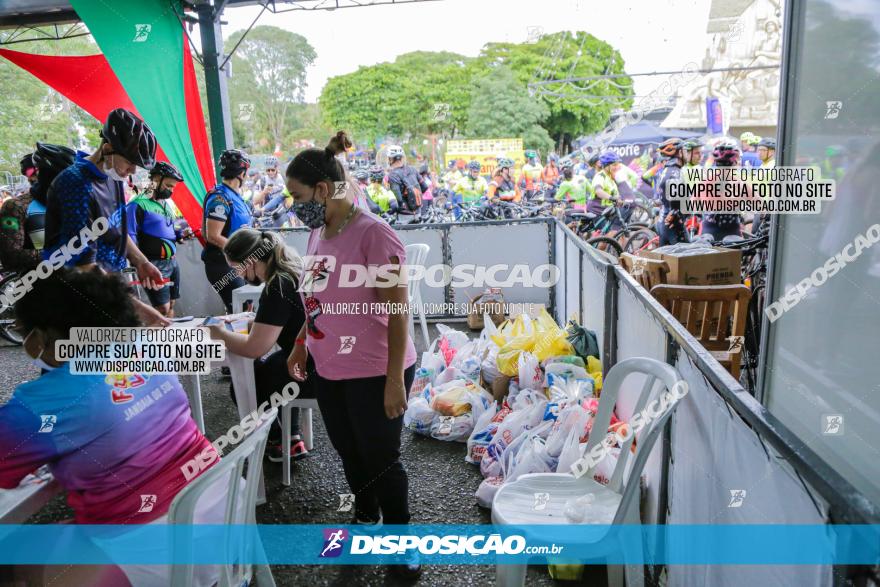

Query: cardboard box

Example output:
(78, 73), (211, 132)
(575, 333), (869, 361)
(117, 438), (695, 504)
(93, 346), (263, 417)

(643, 247), (741, 286)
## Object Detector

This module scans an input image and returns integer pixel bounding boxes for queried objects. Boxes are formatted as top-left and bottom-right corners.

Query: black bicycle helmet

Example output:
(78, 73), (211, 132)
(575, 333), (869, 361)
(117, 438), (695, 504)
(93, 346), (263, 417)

(150, 161), (184, 182)
(369, 166), (385, 182)
(19, 153), (36, 176)
(32, 143), (75, 180)
(353, 169), (369, 181)
(419, 163), (429, 175)
(101, 108), (157, 168)
(757, 137), (776, 149)
(587, 154), (600, 166)
(467, 160), (481, 171)
(219, 149), (251, 177)
(682, 138), (703, 151)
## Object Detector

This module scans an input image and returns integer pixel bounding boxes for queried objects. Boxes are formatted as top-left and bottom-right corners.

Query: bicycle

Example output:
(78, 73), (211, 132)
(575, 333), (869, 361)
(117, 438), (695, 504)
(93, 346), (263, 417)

(568, 203), (650, 258)
(0, 271), (23, 344)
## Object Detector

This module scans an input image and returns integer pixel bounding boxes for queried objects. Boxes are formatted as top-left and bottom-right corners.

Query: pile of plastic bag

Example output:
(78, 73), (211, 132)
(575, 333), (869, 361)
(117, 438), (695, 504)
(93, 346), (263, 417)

(401, 308), (633, 512)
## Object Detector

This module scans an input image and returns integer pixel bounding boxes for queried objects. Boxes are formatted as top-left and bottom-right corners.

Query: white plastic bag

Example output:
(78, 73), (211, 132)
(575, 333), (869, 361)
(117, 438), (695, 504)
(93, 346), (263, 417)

(556, 423), (586, 475)
(475, 475), (505, 509)
(507, 433), (555, 482)
(436, 324), (469, 350)
(420, 339), (445, 375)
(480, 341), (501, 385)
(433, 367), (464, 387)
(403, 396), (435, 436)
(545, 404), (590, 458)
(517, 351), (543, 391)
(466, 401), (499, 464)
(430, 413), (473, 442)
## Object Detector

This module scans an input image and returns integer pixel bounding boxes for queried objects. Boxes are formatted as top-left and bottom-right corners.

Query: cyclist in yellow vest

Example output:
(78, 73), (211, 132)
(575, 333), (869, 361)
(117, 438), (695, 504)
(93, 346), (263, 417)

(518, 149), (544, 200)
(589, 151), (621, 214)
(453, 160), (488, 203)
(556, 164), (590, 210)
(365, 166), (398, 213)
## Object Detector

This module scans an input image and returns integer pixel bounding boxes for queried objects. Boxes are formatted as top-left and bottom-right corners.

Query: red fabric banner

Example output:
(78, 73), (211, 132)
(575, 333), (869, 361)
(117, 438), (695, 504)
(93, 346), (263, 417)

(0, 48), (207, 237)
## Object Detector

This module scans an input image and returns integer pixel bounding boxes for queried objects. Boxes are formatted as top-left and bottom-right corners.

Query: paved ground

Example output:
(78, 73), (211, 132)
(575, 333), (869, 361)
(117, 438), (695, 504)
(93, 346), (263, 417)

(0, 325), (613, 586)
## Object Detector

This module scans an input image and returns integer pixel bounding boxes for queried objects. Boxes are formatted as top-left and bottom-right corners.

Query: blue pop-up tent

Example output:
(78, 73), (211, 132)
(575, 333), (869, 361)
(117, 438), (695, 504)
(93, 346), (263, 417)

(607, 121), (701, 146)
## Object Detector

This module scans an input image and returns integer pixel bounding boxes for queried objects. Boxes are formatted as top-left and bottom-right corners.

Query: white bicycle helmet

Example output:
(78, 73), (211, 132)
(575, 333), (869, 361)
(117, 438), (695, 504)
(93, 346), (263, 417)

(387, 145), (405, 160)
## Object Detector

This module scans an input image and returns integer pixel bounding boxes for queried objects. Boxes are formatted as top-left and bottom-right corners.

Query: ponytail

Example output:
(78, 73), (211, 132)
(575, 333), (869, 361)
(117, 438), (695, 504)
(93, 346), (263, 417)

(286, 130), (351, 188)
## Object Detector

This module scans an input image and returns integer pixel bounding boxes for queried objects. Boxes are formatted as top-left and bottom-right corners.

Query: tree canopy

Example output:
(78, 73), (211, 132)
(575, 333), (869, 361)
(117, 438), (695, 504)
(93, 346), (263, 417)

(225, 25), (317, 152)
(0, 28), (102, 176)
(318, 31), (632, 154)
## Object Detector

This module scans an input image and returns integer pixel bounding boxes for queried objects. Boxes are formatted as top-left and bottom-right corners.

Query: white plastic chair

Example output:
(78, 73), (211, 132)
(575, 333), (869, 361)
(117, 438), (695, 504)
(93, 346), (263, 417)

(232, 283), (264, 313)
(404, 243), (430, 348)
(168, 408), (277, 587)
(491, 358), (685, 587)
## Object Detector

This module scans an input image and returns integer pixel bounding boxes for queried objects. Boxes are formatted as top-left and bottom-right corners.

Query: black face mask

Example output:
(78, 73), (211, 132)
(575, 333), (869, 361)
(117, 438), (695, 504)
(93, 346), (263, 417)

(156, 187), (173, 200)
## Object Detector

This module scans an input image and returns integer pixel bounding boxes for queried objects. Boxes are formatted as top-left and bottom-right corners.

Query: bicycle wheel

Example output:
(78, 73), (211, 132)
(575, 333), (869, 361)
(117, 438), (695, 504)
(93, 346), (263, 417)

(0, 273), (22, 344)
(626, 203), (653, 225)
(623, 228), (660, 254)
(586, 236), (623, 259)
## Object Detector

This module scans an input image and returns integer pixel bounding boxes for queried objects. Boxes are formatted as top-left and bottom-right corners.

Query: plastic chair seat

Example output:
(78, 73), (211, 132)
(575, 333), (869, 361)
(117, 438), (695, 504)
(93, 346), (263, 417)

(492, 472), (621, 528)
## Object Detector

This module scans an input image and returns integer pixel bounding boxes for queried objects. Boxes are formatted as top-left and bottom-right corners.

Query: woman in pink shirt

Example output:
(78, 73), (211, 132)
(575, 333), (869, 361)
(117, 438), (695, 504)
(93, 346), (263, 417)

(285, 132), (420, 579)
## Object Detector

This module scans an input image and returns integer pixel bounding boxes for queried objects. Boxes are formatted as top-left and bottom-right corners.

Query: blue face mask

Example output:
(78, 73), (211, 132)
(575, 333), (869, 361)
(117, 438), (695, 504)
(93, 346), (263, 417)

(292, 188), (327, 229)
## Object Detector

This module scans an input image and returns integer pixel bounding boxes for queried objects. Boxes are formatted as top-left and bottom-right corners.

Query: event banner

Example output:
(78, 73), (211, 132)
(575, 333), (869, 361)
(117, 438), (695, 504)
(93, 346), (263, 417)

(445, 138), (525, 175)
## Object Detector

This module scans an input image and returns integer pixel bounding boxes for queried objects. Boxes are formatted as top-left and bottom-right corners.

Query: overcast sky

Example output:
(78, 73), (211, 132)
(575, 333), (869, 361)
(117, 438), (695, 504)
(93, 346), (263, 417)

(218, 0), (714, 102)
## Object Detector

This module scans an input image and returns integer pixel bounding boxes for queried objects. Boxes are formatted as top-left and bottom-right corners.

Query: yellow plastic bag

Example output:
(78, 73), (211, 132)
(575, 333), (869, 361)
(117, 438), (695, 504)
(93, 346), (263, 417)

(587, 356), (602, 375)
(495, 332), (537, 376)
(592, 372), (603, 396)
(529, 308), (574, 361)
(490, 313), (533, 347)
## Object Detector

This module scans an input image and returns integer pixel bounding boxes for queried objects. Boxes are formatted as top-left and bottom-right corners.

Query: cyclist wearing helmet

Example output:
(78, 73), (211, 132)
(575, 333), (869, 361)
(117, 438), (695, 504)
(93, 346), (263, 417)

(254, 155), (284, 208)
(757, 137), (776, 167)
(700, 140), (743, 241)
(453, 160), (488, 204)
(556, 164), (590, 210)
(739, 132), (762, 168)
(487, 157), (517, 201)
(366, 166), (398, 213)
(442, 159), (463, 191)
(585, 153), (601, 181)
(202, 148), (254, 312)
(353, 168), (370, 191)
(542, 153), (560, 185)
(387, 145), (427, 220)
(682, 139), (704, 169)
(518, 149), (544, 200)
(0, 143), (75, 273)
(126, 161), (191, 317)
(590, 151), (622, 214)
(654, 138), (689, 246)
(43, 108), (167, 325)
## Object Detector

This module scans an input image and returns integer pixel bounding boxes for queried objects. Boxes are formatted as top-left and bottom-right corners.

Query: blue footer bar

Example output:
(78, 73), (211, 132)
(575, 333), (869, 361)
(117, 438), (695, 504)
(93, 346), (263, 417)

(0, 524), (877, 565)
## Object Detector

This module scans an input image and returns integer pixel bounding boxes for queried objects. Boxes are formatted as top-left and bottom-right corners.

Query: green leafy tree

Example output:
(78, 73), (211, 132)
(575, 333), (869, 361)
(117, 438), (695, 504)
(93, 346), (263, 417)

(464, 66), (554, 154)
(320, 51), (477, 146)
(0, 28), (102, 176)
(478, 32), (633, 151)
(225, 25), (316, 152)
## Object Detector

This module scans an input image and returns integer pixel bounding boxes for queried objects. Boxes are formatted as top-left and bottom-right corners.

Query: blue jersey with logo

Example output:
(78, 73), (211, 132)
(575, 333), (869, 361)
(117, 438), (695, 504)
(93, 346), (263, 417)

(202, 184), (252, 257)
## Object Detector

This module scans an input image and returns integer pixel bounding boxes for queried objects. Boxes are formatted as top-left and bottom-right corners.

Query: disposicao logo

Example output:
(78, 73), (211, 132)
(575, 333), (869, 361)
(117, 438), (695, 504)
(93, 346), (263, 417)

(319, 528), (348, 558)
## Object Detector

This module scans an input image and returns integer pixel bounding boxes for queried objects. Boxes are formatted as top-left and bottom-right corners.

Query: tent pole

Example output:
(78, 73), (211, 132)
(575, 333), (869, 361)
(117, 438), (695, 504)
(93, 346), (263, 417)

(196, 1), (233, 167)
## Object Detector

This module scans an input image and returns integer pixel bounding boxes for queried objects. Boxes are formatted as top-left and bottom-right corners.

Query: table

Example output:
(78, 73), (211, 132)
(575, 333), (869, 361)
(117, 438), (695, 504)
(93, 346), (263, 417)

(170, 316), (267, 504)
(0, 466), (61, 524)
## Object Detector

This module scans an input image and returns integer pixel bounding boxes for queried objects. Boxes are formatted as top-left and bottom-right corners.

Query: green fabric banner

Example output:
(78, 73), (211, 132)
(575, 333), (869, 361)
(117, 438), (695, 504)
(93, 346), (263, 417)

(70, 0), (208, 206)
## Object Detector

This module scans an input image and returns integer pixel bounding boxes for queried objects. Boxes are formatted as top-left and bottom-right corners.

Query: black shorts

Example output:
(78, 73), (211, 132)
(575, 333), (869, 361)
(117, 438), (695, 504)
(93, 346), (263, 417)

(145, 258), (180, 306)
